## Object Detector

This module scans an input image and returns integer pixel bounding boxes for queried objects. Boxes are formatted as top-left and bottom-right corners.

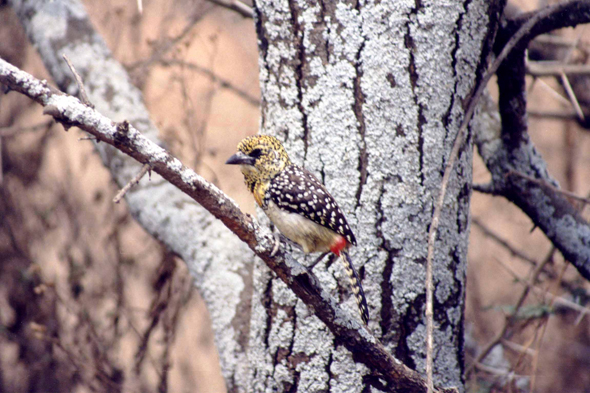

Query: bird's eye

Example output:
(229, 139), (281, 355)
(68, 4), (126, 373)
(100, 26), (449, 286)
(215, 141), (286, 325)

(249, 148), (263, 158)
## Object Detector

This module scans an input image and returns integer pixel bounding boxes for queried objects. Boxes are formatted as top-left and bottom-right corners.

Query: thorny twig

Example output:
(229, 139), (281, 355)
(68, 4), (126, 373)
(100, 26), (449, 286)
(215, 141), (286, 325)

(560, 72), (586, 121)
(63, 54), (152, 204)
(113, 163), (152, 203)
(62, 54), (93, 108)
(466, 248), (556, 376)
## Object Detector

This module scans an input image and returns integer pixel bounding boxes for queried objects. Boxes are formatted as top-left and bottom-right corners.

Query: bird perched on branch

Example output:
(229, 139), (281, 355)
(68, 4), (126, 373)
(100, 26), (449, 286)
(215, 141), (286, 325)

(226, 135), (369, 324)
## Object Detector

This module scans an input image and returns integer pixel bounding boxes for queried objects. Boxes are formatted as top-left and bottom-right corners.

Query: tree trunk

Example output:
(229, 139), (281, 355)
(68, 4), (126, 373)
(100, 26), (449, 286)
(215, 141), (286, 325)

(5, 0), (504, 391)
(247, 0), (498, 391)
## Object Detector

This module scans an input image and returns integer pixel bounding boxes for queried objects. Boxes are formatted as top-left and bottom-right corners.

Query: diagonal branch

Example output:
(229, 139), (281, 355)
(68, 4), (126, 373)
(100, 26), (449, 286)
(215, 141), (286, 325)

(0, 58), (453, 393)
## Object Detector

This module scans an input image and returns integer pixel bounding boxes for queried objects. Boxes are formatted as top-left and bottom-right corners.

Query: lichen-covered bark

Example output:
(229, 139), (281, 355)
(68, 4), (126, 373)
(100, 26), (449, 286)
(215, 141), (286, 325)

(7, 0), (253, 389)
(474, 77), (590, 282)
(250, 0), (493, 390)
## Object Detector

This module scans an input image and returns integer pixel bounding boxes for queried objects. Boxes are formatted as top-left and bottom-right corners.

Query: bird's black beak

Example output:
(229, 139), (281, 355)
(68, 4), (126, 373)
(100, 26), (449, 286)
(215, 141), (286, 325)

(226, 151), (255, 166)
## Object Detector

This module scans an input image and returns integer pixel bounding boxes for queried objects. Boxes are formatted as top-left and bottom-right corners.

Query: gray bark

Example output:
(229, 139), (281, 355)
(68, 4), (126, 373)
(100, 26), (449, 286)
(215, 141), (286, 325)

(249, 0), (494, 390)
(474, 4), (590, 280)
(2, 0), (502, 392)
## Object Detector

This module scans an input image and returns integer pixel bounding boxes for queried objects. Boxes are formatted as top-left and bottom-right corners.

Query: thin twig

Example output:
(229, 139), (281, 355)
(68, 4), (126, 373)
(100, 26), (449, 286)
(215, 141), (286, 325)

(0, 120), (54, 186)
(511, 332), (538, 377)
(501, 339), (536, 357)
(535, 77), (572, 106)
(127, 14), (205, 71)
(474, 362), (528, 380)
(560, 72), (586, 121)
(530, 261), (568, 392)
(531, 284), (590, 317)
(528, 74), (538, 96)
(177, 38), (219, 170)
(0, 120), (54, 137)
(527, 109), (578, 119)
(506, 170), (590, 205)
(466, 248), (555, 376)
(471, 218), (538, 266)
(159, 59), (260, 106)
(472, 182), (499, 195)
(206, 0), (253, 18)
(425, 5), (565, 391)
(492, 256), (531, 287)
(113, 163), (151, 203)
(62, 54), (93, 108)
(533, 33), (590, 52)
(472, 217), (587, 298)
(491, 255), (587, 318)
(563, 24), (586, 64)
(526, 61), (590, 76)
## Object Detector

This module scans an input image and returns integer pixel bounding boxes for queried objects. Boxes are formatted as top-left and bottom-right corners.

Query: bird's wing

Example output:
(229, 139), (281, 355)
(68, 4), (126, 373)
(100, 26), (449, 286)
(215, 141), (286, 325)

(267, 165), (357, 246)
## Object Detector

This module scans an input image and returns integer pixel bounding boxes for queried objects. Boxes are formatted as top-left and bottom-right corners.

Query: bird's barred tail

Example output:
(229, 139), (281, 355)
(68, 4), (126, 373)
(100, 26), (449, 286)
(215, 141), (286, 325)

(341, 250), (369, 325)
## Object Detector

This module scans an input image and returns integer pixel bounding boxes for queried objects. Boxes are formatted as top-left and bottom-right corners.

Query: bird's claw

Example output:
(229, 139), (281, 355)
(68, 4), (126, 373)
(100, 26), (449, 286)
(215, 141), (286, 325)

(270, 231), (281, 257)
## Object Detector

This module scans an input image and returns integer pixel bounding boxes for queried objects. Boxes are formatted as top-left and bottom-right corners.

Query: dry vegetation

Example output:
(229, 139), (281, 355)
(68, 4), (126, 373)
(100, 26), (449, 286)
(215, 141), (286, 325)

(0, 0), (589, 392)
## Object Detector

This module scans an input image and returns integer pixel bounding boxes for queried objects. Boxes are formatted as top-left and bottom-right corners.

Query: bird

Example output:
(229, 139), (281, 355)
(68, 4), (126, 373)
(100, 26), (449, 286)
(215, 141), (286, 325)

(226, 135), (369, 324)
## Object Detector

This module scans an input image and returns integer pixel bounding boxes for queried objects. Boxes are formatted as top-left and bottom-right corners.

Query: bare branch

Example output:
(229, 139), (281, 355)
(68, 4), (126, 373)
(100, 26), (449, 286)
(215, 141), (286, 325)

(527, 61), (590, 76)
(206, 0), (253, 18)
(527, 109), (578, 119)
(466, 249), (555, 376)
(0, 58), (455, 393)
(127, 13), (206, 72)
(506, 170), (590, 206)
(5, 0), (252, 386)
(473, 2), (590, 281)
(0, 120), (54, 137)
(509, 1), (590, 49)
(62, 54), (93, 108)
(560, 72), (586, 122)
(471, 218), (538, 266)
(113, 163), (151, 204)
(535, 77), (573, 106)
(533, 34), (590, 52)
(159, 59), (260, 106)
(472, 182), (499, 195)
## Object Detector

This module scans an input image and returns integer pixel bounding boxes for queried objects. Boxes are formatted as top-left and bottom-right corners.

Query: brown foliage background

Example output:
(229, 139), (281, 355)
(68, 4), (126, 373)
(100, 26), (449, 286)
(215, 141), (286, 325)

(0, 0), (589, 392)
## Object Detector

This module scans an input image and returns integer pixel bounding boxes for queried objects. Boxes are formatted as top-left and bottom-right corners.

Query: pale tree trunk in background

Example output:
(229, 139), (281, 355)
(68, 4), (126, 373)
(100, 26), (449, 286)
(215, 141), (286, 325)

(7, 0), (254, 390)
(247, 0), (498, 391)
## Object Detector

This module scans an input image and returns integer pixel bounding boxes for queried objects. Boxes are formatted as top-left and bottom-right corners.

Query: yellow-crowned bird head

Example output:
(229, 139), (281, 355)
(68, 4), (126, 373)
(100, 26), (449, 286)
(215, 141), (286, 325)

(226, 135), (292, 192)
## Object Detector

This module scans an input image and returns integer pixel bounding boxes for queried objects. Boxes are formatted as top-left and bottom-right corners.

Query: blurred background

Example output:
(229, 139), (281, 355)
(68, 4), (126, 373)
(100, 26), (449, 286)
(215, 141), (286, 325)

(0, 0), (589, 392)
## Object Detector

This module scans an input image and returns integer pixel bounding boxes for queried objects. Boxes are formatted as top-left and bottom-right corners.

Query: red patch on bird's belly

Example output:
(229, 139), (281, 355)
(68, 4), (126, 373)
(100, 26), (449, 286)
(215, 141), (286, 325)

(330, 236), (348, 256)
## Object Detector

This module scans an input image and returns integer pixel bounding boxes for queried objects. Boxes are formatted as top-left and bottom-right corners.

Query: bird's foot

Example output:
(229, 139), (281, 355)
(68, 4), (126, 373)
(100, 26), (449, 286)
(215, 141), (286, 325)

(270, 231), (281, 257)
